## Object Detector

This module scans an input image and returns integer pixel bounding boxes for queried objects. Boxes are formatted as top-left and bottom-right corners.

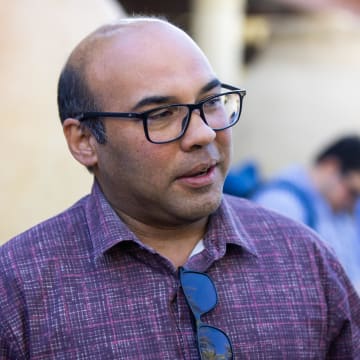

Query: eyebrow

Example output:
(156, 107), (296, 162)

(131, 95), (176, 111)
(131, 78), (221, 112)
(200, 78), (221, 93)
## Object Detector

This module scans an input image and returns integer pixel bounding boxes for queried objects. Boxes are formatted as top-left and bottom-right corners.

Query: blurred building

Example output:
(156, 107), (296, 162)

(235, 1), (360, 176)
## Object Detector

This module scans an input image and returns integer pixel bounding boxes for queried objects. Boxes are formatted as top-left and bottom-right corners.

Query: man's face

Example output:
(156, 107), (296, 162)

(326, 168), (360, 212)
(87, 23), (233, 227)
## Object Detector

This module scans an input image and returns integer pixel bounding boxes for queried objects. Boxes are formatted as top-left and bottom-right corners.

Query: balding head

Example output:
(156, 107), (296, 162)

(66, 18), (175, 84)
(57, 17), (211, 144)
(58, 18), (172, 117)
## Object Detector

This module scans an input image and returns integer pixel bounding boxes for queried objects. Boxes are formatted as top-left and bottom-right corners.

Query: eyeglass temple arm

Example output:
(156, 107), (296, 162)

(221, 83), (241, 90)
(221, 83), (246, 96)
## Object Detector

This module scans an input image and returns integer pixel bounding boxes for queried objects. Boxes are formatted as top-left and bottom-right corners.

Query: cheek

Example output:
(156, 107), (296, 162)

(112, 138), (173, 184)
(216, 129), (233, 168)
(338, 183), (351, 199)
(103, 124), (149, 166)
(219, 128), (233, 147)
(331, 185), (351, 209)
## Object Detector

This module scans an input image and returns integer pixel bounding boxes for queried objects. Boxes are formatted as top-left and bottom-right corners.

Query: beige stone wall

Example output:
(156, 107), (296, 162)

(232, 11), (360, 176)
(1, 1), (125, 243)
(190, 0), (246, 85)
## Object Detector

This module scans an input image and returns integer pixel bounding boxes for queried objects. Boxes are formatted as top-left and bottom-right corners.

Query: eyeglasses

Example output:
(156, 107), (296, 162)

(77, 84), (246, 144)
(179, 267), (233, 360)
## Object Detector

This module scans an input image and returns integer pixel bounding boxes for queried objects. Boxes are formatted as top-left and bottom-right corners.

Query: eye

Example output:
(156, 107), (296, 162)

(204, 95), (223, 109)
(147, 107), (178, 121)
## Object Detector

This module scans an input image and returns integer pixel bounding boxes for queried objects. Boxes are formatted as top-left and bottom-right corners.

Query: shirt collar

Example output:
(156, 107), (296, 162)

(205, 195), (259, 258)
(85, 181), (258, 259)
(85, 181), (144, 259)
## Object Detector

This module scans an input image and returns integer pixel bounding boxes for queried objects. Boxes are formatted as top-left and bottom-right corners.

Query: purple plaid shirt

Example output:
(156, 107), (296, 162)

(1, 181), (360, 359)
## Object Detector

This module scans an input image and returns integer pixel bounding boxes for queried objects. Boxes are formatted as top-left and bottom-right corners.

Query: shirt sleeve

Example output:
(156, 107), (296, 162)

(0, 256), (27, 360)
(319, 243), (360, 357)
(0, 324), (22, 360)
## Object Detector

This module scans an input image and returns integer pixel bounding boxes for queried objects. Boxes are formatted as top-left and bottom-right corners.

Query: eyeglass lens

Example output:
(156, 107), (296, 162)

(146, 92), (241, 143)
(179, 268), (234, 360)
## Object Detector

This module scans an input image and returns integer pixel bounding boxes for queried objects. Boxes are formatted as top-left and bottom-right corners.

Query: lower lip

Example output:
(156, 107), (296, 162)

(176, 166), (217, 188)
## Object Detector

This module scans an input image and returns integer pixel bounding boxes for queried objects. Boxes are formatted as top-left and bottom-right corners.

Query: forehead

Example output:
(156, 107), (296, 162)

(82, 21), (215, 107)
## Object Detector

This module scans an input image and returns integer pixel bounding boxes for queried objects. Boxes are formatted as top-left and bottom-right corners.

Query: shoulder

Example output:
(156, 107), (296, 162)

(221, 194), (356, 296)
(221, 193), (333, 260)
(0, 195), (91, 352)
(0, 195), (90, 271)
(252, 179), (314, 225)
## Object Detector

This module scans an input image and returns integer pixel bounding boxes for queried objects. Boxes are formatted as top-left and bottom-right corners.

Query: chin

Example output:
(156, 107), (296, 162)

(182, 192), (223, 220)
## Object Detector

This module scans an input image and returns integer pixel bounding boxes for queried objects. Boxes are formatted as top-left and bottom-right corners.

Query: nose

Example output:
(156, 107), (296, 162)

(179, 108), (216, 151)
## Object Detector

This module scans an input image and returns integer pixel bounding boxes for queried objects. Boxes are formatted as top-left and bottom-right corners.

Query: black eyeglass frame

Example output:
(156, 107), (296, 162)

(76, 83), (246, 144)
(179, 267), (234, 360)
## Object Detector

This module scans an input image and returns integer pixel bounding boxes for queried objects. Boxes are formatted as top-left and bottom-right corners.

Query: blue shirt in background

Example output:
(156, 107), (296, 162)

(253, 164), (360, 293)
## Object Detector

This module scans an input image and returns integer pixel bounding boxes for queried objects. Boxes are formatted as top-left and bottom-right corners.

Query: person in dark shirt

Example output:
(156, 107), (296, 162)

(0, 17), (359, 359)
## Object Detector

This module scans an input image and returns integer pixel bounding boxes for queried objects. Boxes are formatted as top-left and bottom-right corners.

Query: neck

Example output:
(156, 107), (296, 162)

(115, 211), (208, 267)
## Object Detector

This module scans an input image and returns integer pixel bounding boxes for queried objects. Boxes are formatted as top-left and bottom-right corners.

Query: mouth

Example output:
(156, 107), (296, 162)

(176, 162), (218, 188)
(194, 167), (212, 176)
(179, 162), (216, 178)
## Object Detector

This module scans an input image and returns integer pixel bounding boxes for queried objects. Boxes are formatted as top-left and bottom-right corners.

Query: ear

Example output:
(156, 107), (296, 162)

(63, 118), (98, 168)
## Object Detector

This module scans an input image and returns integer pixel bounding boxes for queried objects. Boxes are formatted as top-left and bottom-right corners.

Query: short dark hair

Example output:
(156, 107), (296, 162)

(315, 135), (360, 173)
(57, 64), (107, 144)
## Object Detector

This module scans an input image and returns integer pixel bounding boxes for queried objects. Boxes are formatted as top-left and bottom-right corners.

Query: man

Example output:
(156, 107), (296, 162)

(252, 135), (360, 293)
(0, 17), (359, 359)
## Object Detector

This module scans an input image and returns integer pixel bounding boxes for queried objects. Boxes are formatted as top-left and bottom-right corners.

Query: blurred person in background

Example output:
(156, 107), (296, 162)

(0, 17), (360, 359)
(253, 135), (360, 292)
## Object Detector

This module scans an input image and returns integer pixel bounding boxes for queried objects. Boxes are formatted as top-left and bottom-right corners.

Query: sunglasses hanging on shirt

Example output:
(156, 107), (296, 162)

(179, 267), (234, 360)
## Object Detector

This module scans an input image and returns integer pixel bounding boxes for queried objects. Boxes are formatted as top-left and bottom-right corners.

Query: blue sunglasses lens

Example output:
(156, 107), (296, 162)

(180, 270), (217, 315)
(198, 325), (233, 360)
